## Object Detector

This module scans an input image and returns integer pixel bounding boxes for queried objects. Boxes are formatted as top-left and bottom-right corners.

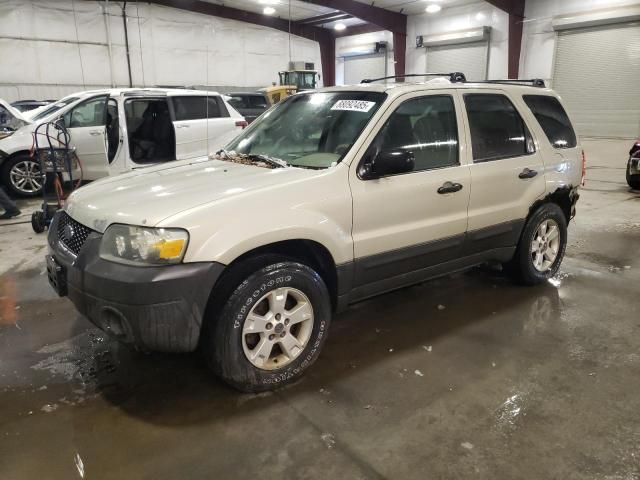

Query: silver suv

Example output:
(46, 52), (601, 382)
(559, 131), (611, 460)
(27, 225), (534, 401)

(46, 74), (583, 392)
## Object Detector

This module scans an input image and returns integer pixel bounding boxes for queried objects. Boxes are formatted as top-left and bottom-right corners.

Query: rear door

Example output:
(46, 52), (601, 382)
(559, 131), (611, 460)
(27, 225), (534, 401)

(460, 90), (546, 254)
(171, 95), (208, 160)
(171, 95), (237, 158)
(63, 95), (109, 180)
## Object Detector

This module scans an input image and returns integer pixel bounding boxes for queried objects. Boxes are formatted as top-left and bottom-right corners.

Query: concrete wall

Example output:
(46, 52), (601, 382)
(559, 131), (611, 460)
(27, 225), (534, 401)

(520, 0), (640, 82)
(0, 0), (322, 102)
(406, 2), (509, 79)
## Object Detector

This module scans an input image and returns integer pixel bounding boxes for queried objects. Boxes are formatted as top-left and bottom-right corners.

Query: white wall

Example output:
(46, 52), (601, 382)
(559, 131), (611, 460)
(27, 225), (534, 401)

(0, 0), (322, 102)
(335, 31), (394, 85)
(520, 0), (640, 82)
(406, 2), (509, 79)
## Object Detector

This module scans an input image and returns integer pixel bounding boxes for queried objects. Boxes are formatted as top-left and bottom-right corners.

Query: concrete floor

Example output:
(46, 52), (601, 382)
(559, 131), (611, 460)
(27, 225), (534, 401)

(1, 139), (638, 479)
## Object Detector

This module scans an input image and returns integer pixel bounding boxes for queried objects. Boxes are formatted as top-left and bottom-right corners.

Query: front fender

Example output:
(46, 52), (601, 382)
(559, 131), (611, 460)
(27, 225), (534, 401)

(158, 164), (354, 266)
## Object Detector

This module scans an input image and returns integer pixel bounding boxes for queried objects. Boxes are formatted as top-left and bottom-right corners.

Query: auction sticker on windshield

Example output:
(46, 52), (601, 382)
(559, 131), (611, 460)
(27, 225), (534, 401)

(330, 100), (376, 112)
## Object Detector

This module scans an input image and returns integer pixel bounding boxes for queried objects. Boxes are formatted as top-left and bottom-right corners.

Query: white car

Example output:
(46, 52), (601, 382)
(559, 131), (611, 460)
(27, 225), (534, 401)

(46, 76), (583, 392)
(0, 88), (246, 196)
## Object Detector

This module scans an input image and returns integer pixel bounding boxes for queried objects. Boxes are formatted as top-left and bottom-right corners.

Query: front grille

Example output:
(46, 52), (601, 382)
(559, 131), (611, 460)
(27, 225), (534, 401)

(57, 212), (93, 256)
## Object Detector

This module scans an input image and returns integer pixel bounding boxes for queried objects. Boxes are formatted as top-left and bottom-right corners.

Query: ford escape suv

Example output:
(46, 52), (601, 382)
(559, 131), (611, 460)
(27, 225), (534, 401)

(46, 75), (583, 392)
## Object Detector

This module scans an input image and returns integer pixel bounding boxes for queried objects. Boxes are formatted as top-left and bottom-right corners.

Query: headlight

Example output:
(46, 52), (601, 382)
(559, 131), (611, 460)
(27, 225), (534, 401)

(99, 224), (189, 266)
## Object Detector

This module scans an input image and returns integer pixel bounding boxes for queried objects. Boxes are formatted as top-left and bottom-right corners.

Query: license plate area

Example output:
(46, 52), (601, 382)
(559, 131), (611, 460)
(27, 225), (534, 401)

(46, 255), (68, 297)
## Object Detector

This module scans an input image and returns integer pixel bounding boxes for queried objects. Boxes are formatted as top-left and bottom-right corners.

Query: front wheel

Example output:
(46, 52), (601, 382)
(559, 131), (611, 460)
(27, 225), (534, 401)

(506, 203), (568, 285)
(1, 154), (45, 197)
(626, 157), (640, 190)
(204, 260), (332, 392)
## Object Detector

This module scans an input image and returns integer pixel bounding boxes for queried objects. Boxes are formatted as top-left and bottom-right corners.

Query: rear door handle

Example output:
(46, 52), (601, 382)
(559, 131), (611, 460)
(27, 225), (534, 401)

(519, 168), (538, 179)
(89, 130), (102, 136)
(437, 181), (463, 194)
(175, 124), (190, 129)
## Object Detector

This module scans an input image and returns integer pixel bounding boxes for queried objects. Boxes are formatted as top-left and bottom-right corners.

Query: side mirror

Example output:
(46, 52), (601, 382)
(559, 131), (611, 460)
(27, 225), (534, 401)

(360, 148), (415, 179)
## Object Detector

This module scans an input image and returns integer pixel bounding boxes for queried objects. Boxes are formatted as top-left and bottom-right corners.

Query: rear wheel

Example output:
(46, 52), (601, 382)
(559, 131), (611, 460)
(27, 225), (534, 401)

(626, 157), (640, 190)
(203, 259), (331, 392)
(506, 203), (567, 285)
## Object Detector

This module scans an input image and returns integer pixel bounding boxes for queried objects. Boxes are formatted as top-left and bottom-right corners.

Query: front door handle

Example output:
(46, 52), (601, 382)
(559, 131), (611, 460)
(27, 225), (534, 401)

(175, 124), (190, 129)
(437, 181), (463, 194)
(519, 168), (538, 179)
(89, 130), (102, 136)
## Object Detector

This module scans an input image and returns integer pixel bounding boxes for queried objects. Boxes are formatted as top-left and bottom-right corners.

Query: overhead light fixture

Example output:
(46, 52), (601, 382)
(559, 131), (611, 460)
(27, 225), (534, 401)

(334, 22), (346, 31)
(263, 6), (275, 14)
(425, 4), (442, 13)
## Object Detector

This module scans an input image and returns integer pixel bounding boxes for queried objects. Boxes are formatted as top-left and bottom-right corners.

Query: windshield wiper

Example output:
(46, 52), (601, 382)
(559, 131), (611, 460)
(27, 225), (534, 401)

(245, 153), (288, 168)
(213, 149), (288, 169)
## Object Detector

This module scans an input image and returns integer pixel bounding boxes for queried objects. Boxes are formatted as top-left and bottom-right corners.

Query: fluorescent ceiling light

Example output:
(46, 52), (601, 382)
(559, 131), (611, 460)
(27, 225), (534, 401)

(425, 4), (442, 13)
(263, 6), (275, 14)
(334, 22), (346, 31)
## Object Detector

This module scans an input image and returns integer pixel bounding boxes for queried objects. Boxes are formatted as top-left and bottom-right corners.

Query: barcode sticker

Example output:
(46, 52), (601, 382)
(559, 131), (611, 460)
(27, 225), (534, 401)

(330, 100), (376, 112)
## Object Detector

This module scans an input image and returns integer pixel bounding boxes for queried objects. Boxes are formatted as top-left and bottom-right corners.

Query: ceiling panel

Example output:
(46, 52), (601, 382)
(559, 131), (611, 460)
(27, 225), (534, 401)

(351, 0), (480, 16)
(199, 0), (336, 21)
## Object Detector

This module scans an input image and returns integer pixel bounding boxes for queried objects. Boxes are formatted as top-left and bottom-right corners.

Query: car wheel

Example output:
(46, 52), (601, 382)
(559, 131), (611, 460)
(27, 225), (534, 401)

(626, 157), (640, 190)
(506, 203), (567, 285)
(204, 259), (332, 392)
(1, 154), (45, 197)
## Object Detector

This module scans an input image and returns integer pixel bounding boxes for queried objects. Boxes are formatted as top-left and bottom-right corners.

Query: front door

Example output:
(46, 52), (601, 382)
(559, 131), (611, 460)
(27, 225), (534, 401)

(63, 95), (109, 180)
(459, 90), (546, 254)
(350, 92), (471, 294)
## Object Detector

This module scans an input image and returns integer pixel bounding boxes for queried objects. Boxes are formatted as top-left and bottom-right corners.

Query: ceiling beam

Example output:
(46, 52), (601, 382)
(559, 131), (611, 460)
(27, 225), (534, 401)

(297, 12), (352, 26)
(301, 0), (407, 34)
(146, 0), (330, 42)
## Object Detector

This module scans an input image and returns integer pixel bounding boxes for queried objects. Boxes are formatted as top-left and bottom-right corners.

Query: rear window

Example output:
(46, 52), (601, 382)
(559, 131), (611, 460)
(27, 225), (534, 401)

(523, 95), (577, 149)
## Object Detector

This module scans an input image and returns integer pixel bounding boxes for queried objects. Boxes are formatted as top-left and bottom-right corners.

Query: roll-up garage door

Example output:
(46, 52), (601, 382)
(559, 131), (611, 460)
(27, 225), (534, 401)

(553, 22), (640, 138)
(344, 53), (386, 85)
(426, 42), (488, 81)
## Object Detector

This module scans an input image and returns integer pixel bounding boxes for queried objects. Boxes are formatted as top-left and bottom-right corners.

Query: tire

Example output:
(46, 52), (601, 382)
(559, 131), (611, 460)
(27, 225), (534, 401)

(626, 157), (640, 190)
(506, 203), (568, 285)
(203, 259), (332, 393)
(31, 211), (46, 233)
(1, 154), (44, 197)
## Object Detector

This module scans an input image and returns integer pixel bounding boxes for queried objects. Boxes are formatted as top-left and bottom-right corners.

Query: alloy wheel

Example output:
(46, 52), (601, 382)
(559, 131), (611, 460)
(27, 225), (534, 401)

(242, 287), (314, 370)
(531, 219), (561, 272)
(9, 159), (44, 194)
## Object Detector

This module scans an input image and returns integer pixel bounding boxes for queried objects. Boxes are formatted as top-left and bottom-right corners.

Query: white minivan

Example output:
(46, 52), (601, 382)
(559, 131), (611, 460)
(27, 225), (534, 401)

(0, 88), (246, 196)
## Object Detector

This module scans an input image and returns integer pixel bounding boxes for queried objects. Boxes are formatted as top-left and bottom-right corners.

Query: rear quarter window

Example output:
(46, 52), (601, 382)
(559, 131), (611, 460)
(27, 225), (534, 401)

(523, 95), (577, 149)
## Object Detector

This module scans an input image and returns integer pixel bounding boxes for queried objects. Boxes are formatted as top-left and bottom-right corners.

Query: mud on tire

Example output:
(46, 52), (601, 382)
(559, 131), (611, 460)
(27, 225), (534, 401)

(203, 260), (331, 393)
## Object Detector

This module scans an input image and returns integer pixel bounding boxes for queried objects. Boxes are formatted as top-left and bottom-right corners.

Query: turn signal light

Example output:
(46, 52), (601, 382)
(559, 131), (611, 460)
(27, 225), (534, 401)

(235, 120), (248, 129)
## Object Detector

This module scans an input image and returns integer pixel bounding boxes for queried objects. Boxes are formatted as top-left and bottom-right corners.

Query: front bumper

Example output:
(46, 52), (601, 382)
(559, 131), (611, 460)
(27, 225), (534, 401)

(46, 212), (224, 352)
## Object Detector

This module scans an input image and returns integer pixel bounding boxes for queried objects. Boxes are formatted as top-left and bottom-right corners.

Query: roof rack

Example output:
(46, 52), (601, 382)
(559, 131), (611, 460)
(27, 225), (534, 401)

(361, 72), (467, 84)
(474, 79), (546, 88)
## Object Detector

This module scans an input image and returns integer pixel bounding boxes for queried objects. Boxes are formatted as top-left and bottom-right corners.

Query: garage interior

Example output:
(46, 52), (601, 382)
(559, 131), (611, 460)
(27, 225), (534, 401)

(1, 0), (639, 479)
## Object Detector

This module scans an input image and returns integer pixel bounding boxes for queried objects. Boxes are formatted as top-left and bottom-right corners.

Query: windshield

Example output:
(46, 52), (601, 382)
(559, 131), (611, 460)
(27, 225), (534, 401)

(224, 91), (386, 169)
(31, 96), (80, 121)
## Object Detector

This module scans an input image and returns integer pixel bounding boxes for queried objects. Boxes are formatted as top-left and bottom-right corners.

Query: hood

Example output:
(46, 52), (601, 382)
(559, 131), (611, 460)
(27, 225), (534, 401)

(0, 99), (29, 135)
(65, 159), (317, 232)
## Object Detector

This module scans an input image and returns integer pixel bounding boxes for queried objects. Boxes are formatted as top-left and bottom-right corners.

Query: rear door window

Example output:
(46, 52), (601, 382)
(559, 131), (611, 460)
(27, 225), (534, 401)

(464, 93), (535, 162)
(173, 96), (226, 120)
(523, 95), (577, 149)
